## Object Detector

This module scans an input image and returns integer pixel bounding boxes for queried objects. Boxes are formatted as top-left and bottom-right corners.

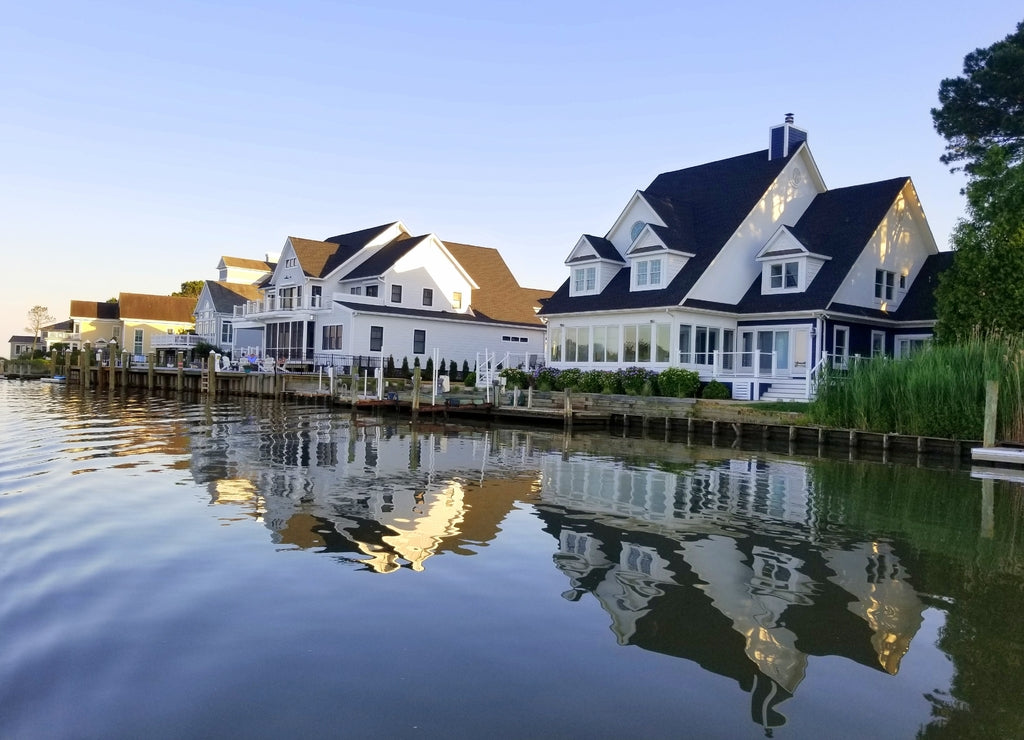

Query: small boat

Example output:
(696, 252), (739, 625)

(40, 375), (67, 384)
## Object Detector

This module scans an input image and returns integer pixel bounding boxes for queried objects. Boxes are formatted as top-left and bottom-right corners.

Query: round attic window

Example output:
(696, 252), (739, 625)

(630, 220), (645, 241)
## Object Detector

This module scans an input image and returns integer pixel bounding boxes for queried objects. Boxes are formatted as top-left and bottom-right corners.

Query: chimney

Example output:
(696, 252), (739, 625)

(769, 113), (807, 160)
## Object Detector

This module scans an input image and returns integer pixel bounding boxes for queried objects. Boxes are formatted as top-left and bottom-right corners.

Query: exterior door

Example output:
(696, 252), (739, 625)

(792, 329), (808, 375)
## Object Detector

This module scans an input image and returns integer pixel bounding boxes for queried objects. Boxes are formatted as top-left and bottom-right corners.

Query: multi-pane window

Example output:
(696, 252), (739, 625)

(221, 320), (233, 345)
(573, 266), (597, 293)
(634, 259), (662, 287)
(413, 329), (425, 354)
(679, 325), (692, 363)
(322, 325), (343, 350)
(365, 284), (379, 298)
(871, 331), (885, 358)
(422, 288), (433, 306)
(564, 327), (590, 362)
(133, 328), (144, 356)
(875, 270), (895, 300)
(695, 326), (719, 365)
(370, 325), (383, 352)
(391, 285), (403, 303)
(770, 261), (799, 289)
(350, 286), (362, 295)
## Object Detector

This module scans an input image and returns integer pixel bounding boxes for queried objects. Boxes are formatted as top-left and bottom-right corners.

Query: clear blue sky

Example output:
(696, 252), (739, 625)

(2, 1), (1021, 349)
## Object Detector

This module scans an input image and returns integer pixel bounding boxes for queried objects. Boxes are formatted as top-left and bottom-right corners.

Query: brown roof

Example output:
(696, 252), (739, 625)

(443, 242), (547, 326)
(288, 237), (344, 278)
(215, 281), (262, 301)
(69, 300), (119, 320)
(119, 292), (197, 323)
(220, 256), (274, 270)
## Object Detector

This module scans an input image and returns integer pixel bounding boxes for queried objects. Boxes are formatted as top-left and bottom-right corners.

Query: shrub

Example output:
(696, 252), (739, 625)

(657, 367), (701, 398)
(702, 379), (731, 399)
(499, 367), (530, 388)
(533, 367), (560, 391)
(464, 371), (477, 387)
(578, 370), (607, 393)
(401, 357), (411, 378)
(618, 366), (656, 395)
(555, 368), (583, 391)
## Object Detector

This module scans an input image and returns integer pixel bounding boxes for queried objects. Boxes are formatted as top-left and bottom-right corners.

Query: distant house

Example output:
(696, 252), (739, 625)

(538, 115), (951, 400)
(41, 320), (75, 351)
(68, 293), (198, 360)
(193, 255), (274, 357)
(231, 222), (551, 374)
(7, 335), (36, 359)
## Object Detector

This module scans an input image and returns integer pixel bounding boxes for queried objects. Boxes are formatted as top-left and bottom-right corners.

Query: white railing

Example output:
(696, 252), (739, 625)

(150, 334), (201, 349)
(710, 350), (784, 379)
(233, 293), (327, 317)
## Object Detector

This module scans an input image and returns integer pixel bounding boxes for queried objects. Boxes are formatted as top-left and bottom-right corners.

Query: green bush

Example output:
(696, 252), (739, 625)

(657, 367), (701, 397)
(554, 368), (583, 391)
(499, 367), (530, 388)
(533, 367), (559, 391)
(702, 379), (731, 399)
(463, 371), (477, 387)
(578, 370), (607, 393)
(617, 367), (656, 395)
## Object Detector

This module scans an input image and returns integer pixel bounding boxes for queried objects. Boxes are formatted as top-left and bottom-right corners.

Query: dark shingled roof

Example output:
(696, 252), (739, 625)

(732, 178), (909, 314)
(541, 148), (796, 316)
(892, 250), (954, 321)
(205, 281), (262, 313)
(582, 235), (625, 263)
(341, 235), (428, 280)
(325, 223), (397, 249)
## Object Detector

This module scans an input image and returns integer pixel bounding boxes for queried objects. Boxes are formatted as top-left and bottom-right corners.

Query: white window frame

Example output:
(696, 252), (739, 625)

(572, 266), (597, 295)
(870, 330), (885, 358)
(633, 258), (662, 290)
(833, 326), (850, 369)
(875, 269), (895, 301)
(765, 259), (801, 293)
(895, 334), (931, 359)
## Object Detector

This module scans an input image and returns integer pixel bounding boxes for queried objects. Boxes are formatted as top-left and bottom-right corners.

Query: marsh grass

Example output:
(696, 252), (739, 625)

(809, 336), (1024, 441)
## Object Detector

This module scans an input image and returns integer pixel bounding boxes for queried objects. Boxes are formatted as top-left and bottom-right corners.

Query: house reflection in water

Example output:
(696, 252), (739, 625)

(191, 419), (926, 732)
(196, 423), (540, 573)
(536, 455), (926, 732)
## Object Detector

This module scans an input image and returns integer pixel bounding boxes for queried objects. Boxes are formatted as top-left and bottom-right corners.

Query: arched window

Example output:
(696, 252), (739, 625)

(630, 220), (645, 241)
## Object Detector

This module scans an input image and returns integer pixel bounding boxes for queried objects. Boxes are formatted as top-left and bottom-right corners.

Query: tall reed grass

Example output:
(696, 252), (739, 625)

(809, 335), (1024, 441)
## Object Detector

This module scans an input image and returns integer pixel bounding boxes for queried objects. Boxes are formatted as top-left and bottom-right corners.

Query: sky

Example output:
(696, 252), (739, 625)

(2, 1), (1021, 350)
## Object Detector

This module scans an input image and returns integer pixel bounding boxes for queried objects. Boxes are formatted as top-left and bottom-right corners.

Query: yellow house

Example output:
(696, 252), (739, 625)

(68, 292), (198, 359)
(119, 292), (198, 358)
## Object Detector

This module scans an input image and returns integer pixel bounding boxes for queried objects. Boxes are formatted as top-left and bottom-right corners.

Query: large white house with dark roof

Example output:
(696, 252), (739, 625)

(231, 221), (550, 374)
(539, 115), (951, 400)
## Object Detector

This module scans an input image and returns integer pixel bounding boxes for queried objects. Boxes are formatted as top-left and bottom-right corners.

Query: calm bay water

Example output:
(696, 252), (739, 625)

(2, 382), (1023, 739)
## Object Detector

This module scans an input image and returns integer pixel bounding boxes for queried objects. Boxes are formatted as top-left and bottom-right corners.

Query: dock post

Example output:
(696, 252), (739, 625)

(121, 351), (130, 389)
(983, 380), (999, 447)
(564, 389), (572, 430)
(351, 370), (359, 405)
(412, 367), (421, 418)
(82, 342), (91, 389)
(527, 385), (533, 409)
(788, 426), (797, 442)
(147, 353), (155, 390)
(208, 351), (218, 399)
(175, 352), (184, 393)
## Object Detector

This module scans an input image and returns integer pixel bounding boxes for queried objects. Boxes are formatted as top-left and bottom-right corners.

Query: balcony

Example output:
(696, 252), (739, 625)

(150, 334), (202, 350)
(234, 293), (328, 318)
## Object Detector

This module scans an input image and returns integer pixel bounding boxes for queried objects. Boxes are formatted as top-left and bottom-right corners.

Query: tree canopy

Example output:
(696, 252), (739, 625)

(172, 280), (205, 298)
(25, 305), (55, 354)
(931, 20), (1024, 174)
(933, 20), (1024, 341)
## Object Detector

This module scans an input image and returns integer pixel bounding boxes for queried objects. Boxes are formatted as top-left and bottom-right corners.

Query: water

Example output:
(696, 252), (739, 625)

(2, 382), (1023, 739)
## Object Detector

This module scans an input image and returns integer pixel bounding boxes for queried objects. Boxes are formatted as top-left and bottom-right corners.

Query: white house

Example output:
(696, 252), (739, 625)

(539, 115), (951, 400)
(231, 222), (551, 375)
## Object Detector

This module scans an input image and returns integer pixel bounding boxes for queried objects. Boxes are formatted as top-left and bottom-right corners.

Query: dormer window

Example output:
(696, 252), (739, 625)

(573, 266), (597, 293)
(634, 258), (662, 289)
(770, 261), (799, 289)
